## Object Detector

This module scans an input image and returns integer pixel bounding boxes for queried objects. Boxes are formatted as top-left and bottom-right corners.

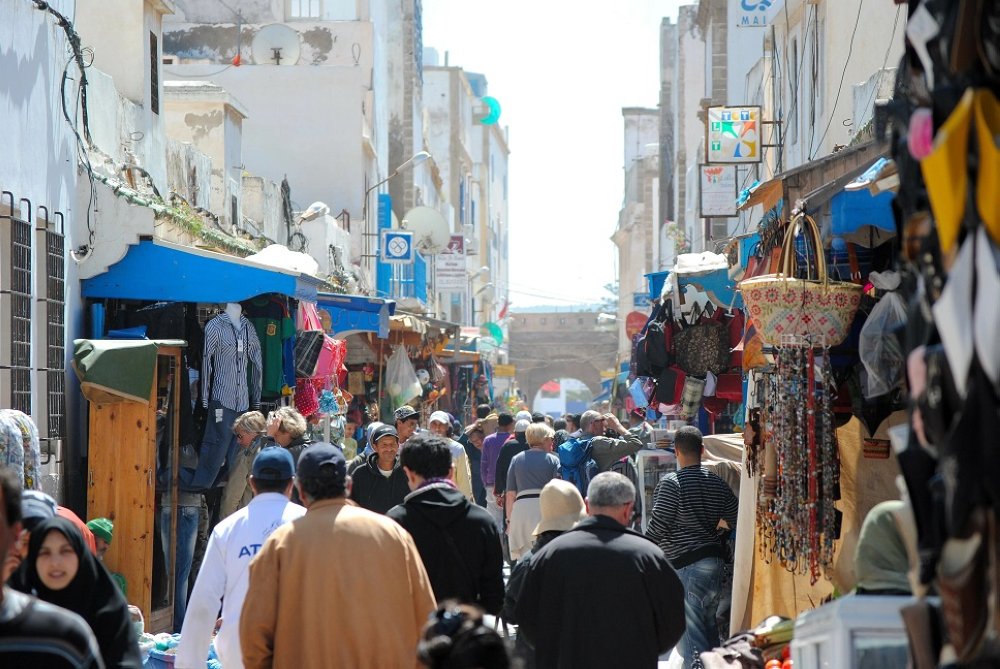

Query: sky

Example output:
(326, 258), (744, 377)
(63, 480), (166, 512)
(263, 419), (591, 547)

(421, 1), (684, 309)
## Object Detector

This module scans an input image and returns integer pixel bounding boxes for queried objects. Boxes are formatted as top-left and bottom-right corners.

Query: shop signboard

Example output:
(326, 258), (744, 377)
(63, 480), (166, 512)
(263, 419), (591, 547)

(625, 311), (648, 339)
(380, 230), (414, 264)
(699, 164), (739, 217)
(493, 364), (516, 377)
(707, 106), (762, 164)
(435, 234), (467, 292)
(737, 0), (771, 28)
(633, 291), (652, 308)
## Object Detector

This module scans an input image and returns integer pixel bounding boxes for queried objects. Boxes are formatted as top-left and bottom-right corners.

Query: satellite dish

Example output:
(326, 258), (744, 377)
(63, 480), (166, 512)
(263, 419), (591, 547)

(251, 24), (301, 66)
(401, 206), (449, 255)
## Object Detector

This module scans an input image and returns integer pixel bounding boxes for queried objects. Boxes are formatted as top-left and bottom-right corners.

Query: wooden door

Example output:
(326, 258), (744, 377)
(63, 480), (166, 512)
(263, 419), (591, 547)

(87, 400), (156, 621)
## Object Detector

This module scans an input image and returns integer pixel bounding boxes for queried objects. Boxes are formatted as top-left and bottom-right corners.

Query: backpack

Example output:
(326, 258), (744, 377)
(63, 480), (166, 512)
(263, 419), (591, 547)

(557, 437), (599, 497)
(635, 301), (674, 377)
(609, 455), (643, 531)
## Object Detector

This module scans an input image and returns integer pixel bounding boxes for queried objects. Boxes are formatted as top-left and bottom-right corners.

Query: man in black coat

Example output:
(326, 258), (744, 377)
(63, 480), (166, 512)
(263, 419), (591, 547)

(514, 472), (686, 669)
(349, 424), (410, 514)
(387, 433), (505, 614)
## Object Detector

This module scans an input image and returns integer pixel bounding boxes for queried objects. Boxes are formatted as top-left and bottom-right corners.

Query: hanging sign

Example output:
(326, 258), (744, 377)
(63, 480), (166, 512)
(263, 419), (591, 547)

(435, 235), (467, 292)
(707, 106), (762, 164)
(737, 0), (772, 28)
(699, 164), (739, 217)
(380, 230), (414, 264)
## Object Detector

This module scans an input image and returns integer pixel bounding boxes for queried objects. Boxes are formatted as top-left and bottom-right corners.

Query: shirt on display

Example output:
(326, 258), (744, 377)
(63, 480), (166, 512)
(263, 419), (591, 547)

(244, 296), (295, 400)
(202, 312), (263, 412)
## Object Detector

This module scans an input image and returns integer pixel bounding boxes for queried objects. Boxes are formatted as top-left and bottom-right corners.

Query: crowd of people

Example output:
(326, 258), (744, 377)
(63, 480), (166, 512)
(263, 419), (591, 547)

(0, 401), (743, 669)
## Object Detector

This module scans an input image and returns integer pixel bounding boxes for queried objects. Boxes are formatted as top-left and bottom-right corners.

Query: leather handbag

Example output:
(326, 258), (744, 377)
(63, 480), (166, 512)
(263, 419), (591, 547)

(740, 214), (863, 346)
(674, 304), (730, 376)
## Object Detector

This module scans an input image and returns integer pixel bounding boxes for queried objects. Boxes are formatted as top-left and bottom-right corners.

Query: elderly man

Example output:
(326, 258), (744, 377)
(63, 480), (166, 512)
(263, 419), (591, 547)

(240, 444), (436, 668)
(578, 410), (643, 471)
(514, 472), (685, 668)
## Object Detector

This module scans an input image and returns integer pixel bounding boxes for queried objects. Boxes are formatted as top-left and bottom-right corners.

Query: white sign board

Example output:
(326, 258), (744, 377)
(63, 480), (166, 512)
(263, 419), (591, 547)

(699, 165), (738, 218)
(435, 234), (467, 292)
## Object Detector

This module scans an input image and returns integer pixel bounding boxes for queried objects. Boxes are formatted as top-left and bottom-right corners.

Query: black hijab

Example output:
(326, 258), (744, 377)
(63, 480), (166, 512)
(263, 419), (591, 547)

(26, 516), (142, 669)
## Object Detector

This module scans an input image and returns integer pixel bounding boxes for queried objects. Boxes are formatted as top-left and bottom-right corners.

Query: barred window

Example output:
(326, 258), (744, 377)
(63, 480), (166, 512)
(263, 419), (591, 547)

(1, 210), (32, 414)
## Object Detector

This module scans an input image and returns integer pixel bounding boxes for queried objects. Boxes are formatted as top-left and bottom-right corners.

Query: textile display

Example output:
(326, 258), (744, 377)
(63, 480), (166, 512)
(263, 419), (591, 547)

(244, 296), (295, 399)
(72, 338), (161, 404)
(757, 347), (840, 584)
(740, 214), (862, 346)
(0, 410), (41, 491)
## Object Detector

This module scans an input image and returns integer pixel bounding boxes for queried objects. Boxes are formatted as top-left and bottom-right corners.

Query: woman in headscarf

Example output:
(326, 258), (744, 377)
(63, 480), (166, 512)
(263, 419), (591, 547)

(21, 516), (142, 668)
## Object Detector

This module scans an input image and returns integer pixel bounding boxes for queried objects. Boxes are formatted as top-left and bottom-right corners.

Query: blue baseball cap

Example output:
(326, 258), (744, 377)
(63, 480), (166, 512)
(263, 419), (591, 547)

(251, 446), (296, 481)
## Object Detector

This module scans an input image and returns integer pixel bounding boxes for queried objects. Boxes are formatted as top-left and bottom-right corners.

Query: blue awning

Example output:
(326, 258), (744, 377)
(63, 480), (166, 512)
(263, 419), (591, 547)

(82, 238), (324, 303)
(317, 292), (396, 339)
(831, 189), (895, 247)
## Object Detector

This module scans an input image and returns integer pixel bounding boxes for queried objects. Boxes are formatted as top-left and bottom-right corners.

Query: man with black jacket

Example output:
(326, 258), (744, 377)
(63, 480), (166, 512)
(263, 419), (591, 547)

(349, 425), (410, 514)
(387, 434), (504, 615)
(514, 472), (685, 668)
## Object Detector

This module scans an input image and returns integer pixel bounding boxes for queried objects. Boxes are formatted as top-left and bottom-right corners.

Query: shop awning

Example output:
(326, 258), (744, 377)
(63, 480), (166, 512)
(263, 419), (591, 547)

(81, 238), (325, 303)
(663, 253), (743, 309)
(72, 338), (186, 404)
(317, 292), (395, 339)
(737, 178), (784, 212)
(830, 188), (896, 247)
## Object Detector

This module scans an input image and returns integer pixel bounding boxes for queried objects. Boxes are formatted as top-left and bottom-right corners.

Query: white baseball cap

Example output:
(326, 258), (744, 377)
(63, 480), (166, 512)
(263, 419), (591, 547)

(429, 410), (451, 425)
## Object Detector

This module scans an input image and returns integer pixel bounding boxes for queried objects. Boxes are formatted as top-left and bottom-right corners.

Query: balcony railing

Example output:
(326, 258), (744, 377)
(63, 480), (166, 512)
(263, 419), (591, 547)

(377, 251), (427, 304)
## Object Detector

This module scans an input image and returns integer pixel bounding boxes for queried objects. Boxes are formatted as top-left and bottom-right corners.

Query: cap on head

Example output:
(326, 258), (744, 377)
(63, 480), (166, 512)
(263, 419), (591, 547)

(370, 424), (400, 446)
(514, 419), (530, 433)
(515, 410), (532, 423)
(296, 442), (347, 483)
(21, 490), (57, 530)
(252, 446), (296, 481)
(394, 405), (420, 422)
(532, 479), (586, 536)
(87, 517), (114, 544)
(428, 410), (451, 426)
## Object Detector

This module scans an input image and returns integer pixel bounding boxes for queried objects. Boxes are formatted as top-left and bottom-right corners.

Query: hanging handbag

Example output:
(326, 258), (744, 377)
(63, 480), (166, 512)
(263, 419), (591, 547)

(674, 304), (730, 376)
(314, 336), (347, 379)
(679, 375), (707, 420)
(739, 214), (863, 346)
(294, 331), (324, 378)
(655, 365), (686, 405)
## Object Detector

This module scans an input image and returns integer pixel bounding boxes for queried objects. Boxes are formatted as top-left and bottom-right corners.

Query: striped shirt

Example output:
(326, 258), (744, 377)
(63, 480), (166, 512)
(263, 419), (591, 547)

(202, 313), (263, 411)
(645, 464), (738, 563)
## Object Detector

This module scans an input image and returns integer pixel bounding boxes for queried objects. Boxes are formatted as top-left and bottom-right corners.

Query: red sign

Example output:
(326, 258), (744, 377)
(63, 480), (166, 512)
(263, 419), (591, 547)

(625, 311), (647, 339)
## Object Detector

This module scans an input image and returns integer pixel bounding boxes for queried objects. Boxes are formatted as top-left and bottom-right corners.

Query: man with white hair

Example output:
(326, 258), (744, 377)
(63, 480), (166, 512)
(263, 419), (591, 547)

(577, 410), (644, 471)
(514, 472), (685, 668)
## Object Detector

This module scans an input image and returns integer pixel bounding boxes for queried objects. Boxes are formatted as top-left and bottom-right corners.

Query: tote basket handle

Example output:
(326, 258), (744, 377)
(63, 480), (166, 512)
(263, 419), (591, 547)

(779, 213), (828, 285)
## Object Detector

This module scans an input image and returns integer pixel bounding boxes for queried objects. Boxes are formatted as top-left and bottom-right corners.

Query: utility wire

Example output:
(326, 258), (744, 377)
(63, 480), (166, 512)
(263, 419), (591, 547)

(809, 0), (866, 159)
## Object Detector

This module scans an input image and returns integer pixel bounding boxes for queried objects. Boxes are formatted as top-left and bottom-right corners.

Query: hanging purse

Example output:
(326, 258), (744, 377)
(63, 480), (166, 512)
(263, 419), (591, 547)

(679, 375), (707, 420)
(674, 303), (730, 376)
(740, 214), (863, 346)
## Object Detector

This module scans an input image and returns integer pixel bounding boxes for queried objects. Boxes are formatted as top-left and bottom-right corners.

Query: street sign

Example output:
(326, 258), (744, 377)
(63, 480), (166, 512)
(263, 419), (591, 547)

(632, 292), (652, 308)
(707, 106), (762, 164)
(380, 230), (414, 264)
(699, 164), (739, 217)
(435, 234), (467, 291)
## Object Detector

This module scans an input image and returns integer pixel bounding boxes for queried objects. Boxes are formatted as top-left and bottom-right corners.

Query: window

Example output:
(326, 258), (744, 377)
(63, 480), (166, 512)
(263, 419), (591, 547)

(150, 32), (159, 115)
(289, 0), (321, 18)
(4, 214), (32, 413)
(40, 227), (66, 447)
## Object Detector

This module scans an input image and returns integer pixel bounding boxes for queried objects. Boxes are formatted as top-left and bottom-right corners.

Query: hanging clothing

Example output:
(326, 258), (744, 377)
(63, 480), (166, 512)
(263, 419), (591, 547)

(20, 517), (142, 669)
(243, 297), (295, 400)
(201, 312), (263, 412)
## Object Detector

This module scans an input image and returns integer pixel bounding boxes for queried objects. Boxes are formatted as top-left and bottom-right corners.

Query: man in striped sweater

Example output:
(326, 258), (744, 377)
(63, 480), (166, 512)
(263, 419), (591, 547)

(646, 426), (738, 669)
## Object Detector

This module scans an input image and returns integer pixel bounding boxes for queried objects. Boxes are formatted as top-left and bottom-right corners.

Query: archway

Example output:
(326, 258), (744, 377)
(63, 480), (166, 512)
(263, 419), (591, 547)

(531, 377), (594, 419)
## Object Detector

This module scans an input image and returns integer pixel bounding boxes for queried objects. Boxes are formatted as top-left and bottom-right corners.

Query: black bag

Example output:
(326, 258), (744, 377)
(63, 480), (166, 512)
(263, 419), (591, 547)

(294, 330), (324, 378)
(636, 301), (674, 377)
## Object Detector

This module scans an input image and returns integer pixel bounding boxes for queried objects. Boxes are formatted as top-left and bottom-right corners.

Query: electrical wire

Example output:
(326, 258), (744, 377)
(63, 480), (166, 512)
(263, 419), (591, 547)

(776, 3), (816, 168)
(809, 0), (866, 159)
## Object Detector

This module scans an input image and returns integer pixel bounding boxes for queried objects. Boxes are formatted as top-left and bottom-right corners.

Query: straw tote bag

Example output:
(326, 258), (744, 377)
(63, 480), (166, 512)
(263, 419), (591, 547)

(739, 214), (862, 346)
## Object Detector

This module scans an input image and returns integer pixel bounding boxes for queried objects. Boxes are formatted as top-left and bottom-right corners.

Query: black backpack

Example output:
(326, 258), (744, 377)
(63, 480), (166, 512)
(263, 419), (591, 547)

(635, 301), (674, 377)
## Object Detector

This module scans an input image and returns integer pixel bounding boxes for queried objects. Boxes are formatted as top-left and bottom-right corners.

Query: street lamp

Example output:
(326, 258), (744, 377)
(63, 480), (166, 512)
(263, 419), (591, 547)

(362, 151), (432, 270)
(467, 266), (490, 325)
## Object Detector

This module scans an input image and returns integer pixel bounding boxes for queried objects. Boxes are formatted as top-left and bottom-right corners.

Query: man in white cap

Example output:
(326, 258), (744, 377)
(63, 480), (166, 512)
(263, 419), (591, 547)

(427, 411), (474, 500)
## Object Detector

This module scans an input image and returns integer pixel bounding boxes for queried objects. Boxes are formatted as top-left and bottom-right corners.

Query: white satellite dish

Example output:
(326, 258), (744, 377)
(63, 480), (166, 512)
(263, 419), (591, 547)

(402, 206), (450, 255)
(250, 24), (301, 66)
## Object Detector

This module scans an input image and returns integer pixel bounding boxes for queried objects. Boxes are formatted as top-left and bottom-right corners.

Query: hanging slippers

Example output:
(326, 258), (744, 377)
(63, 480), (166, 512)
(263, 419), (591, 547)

(921, 88), (975, 256)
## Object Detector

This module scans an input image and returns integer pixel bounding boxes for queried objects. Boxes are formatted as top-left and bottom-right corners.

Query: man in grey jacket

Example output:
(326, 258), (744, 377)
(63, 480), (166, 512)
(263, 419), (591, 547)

(578, 410), (643, 471)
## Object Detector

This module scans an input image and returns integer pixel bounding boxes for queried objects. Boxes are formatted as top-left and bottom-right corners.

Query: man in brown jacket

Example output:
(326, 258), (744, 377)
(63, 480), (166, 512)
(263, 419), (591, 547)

(240, 443), (437, 668)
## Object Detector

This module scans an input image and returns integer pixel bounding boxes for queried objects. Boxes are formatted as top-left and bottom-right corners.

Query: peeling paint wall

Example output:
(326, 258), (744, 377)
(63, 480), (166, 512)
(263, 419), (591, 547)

(241, 175), (282, 242)
(163, 21), (372, 68)
(166, 139), (213, 208)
